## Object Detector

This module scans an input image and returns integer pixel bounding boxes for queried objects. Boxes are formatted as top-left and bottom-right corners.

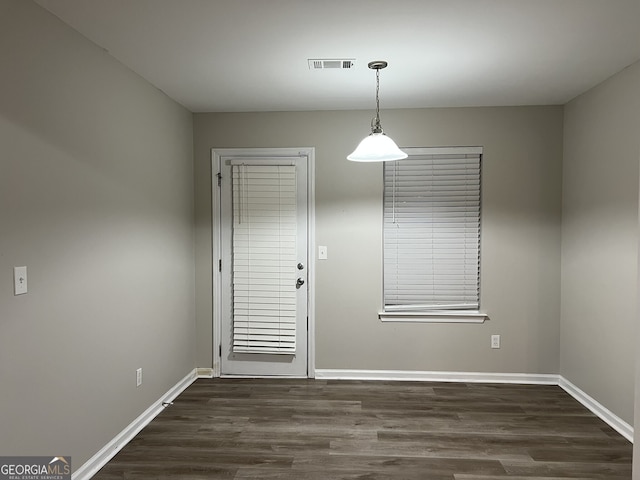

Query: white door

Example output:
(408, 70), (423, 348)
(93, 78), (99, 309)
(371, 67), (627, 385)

(218, 153), (309, 376)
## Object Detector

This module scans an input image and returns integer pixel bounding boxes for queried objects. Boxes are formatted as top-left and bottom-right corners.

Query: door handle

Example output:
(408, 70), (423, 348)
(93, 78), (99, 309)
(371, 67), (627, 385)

(296, 277), (305, 289)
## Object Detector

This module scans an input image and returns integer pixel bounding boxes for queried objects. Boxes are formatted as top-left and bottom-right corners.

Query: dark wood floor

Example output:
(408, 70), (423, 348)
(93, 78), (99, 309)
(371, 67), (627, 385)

(93, 378), (632, 479)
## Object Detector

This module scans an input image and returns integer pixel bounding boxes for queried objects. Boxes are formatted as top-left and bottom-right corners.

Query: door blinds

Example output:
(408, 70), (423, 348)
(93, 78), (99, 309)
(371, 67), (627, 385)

(231, 164), (297, 354)
(383, 150), (481, 311)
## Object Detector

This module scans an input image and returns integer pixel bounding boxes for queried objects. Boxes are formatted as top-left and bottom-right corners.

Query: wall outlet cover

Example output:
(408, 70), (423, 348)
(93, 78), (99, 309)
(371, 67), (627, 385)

(14, 266), (27, 295)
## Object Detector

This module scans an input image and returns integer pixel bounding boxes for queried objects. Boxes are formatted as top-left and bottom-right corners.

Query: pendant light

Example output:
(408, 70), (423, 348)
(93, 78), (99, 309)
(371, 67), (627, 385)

(347, 61), (407, 162)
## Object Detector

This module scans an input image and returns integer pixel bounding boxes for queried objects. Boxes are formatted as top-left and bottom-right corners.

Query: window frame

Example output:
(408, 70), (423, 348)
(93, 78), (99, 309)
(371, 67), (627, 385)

(379, 146), (488, 324)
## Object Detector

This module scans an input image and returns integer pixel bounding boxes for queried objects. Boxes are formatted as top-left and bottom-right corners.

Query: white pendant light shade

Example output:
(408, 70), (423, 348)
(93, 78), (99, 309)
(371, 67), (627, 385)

(347, 60), (406, 162)
(347, 132), (408, 162)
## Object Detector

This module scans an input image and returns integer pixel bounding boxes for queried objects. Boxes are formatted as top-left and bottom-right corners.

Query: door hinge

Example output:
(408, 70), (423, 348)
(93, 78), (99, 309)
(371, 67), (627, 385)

(219, 344), (222, 357)
(218, 259), (222, 272)
(217, 172), (222, 187)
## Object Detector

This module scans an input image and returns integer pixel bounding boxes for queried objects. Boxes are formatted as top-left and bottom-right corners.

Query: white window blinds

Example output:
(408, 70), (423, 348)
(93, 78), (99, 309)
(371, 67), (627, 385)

(232, 164), (297, 354)
(383, 148), (482, 311)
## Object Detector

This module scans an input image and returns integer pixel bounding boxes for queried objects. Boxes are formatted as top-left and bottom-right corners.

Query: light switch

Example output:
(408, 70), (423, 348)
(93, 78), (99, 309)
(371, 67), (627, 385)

(14, 266), (27, 295)
(318, 246), (328, 260)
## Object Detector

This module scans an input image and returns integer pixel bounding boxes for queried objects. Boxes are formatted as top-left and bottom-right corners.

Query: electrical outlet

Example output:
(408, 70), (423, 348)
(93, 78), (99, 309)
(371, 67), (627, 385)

(136, 368), (143, 387)
(491, 335), (501, 349)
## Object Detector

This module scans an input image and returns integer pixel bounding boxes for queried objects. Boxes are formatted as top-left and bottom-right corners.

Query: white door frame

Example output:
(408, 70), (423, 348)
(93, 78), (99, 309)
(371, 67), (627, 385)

(211, 147), (316, 378)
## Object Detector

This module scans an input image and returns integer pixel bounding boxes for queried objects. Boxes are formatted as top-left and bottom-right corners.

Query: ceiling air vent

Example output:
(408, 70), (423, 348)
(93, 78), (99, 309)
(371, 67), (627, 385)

(308, 58), (355, 70)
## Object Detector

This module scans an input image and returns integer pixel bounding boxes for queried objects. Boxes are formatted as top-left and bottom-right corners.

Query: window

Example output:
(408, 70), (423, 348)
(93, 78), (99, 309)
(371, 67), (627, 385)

(380, 147), (486, 323)
(231, 163), (298, 353)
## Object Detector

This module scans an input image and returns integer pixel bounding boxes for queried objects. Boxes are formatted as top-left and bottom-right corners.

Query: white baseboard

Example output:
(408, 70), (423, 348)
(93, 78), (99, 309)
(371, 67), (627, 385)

(72, 368), (198, 480)
(315, 369), (559, 385)
(315, 369), (633, 443)
(559, 376), (633, 442)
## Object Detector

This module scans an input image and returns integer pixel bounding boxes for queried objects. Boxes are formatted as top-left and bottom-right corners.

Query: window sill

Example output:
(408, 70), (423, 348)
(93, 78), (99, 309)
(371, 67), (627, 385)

(378, 311), (488, 324)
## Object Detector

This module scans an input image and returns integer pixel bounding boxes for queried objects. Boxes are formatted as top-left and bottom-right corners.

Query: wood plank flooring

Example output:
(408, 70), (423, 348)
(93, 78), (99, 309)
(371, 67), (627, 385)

(93, 379), (632, 479)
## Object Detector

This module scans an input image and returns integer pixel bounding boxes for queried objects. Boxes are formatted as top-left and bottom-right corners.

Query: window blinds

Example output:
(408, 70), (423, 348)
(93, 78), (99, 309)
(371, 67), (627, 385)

(231, 164), (297, 354)
(383, 150), (481, 311)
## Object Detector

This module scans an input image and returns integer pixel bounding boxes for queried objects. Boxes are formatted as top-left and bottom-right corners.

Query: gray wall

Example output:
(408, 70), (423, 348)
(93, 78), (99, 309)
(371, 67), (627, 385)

(561, 61), (640, 426)
(0, 0), (195, 468)
(194, 106), (564, 375)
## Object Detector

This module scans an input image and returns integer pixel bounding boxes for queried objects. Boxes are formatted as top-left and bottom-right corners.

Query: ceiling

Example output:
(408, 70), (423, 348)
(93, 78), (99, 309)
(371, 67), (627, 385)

(34, 0), (640, 113)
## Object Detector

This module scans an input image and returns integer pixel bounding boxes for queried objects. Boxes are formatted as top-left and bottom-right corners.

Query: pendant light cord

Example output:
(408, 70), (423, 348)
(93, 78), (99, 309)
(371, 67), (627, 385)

(372, 67), (382, 133)
(375, 67), (380, 124)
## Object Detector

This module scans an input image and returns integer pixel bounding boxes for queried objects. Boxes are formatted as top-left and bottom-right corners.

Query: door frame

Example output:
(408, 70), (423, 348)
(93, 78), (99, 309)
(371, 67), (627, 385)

(211, 147), (316, 378)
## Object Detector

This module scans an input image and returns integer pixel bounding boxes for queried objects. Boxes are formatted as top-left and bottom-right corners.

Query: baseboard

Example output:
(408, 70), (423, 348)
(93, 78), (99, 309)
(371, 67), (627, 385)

(72, 368), (198, 480)
(558, 376), (633, 442)
(315, 369), (633, 443)
(315, 369), (559, 385)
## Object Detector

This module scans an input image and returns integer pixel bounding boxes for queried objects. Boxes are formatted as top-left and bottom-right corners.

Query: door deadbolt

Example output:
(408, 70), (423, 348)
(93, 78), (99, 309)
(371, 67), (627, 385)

(297, 262), (305, 270)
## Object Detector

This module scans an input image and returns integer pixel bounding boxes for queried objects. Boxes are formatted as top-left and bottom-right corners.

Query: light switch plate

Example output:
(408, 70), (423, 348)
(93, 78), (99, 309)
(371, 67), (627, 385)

(318, 246), (328, 260)
(14, 266), (27, 295)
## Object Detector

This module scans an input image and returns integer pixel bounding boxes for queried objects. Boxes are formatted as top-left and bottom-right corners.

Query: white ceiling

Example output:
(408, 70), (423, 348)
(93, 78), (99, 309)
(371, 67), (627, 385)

(34, 0), (640, 113)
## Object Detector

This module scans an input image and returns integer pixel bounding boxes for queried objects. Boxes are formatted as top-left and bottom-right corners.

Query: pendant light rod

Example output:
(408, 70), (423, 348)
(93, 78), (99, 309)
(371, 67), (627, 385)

(369, 61), (387, 134)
